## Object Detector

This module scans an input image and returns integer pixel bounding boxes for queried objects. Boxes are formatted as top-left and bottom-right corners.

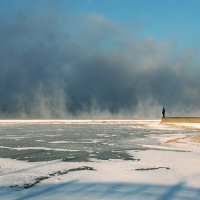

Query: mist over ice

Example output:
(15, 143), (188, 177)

(0, 1), (199, 119)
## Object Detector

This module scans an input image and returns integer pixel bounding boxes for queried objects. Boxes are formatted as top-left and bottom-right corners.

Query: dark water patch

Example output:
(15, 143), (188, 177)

(0, 148), (90, 162)
(91, 151), (136, 161)
(9, 166), (95, 189)
(0, 146), (138, 162)
(141, 147), (191, 153)
(61, 151), (90, 162)
(135, 167), (170, 171)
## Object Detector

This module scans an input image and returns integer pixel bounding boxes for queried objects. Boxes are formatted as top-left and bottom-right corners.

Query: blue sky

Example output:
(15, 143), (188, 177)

(62, 0), (200, 49)
(1, 0), (199, 49)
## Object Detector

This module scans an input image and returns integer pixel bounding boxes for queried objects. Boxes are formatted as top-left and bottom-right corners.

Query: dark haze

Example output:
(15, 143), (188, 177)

(0, 1), (200, 119)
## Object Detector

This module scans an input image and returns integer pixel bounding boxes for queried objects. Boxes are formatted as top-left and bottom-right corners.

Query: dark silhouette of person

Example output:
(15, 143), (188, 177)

(162, 107), (165, 118)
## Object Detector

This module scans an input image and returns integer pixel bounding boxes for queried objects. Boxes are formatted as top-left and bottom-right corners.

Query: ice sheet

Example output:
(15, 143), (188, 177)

(0, 120), (200, 200)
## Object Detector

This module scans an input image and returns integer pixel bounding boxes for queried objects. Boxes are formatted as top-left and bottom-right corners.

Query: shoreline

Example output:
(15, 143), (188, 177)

(161, 117), (200, 123)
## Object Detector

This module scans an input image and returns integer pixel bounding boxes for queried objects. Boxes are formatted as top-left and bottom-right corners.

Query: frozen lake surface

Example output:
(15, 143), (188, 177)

(0, 120), (200, 199)
(0, 120), (189, 162)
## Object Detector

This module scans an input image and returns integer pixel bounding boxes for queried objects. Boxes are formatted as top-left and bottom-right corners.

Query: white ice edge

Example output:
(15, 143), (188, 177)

(0, 119), (200, 132)
(0, 146), (80, 152)
(0, 119), (159, 124)
(0, 119), (180, 131)
(49, 139), (101, 144)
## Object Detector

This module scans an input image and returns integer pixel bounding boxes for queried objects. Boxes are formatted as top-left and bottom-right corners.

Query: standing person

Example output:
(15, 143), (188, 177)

(162, 107), (165, 118)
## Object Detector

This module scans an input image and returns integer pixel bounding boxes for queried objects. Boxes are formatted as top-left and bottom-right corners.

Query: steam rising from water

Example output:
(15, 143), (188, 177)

(0, 1), (199, 119)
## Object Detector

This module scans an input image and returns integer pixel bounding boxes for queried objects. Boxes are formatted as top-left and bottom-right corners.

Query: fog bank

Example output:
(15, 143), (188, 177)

(0, 1), (199, 119)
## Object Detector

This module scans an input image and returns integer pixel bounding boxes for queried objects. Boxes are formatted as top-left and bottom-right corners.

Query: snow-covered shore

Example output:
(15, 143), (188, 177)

(0, 150), (200, 199)
(0, 120), (199, 199)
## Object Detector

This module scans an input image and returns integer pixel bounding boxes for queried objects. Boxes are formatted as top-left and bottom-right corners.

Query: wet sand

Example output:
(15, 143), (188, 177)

(165, 135), (200, 144)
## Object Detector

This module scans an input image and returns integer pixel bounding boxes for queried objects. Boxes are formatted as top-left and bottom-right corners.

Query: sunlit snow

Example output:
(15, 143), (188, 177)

(0, 120), (200, 200)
